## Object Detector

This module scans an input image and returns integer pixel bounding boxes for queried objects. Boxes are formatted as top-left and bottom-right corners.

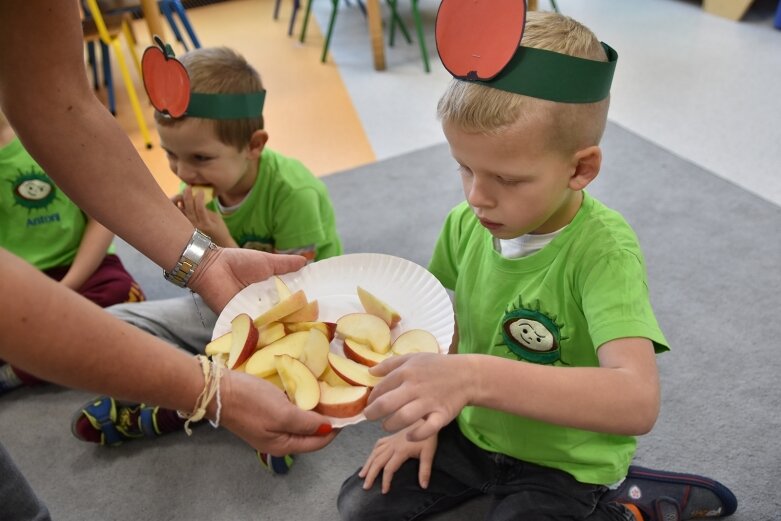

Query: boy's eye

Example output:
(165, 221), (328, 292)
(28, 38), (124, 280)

(457, 165), (472, 176)
(193, 155), (213, 162)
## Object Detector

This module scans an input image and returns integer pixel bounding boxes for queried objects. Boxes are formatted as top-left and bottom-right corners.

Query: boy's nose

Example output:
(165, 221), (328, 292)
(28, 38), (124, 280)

(466, 179), (494, 209)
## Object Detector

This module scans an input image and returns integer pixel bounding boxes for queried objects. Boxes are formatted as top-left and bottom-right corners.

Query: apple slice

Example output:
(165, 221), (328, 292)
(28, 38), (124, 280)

(205, 331), (232, 356)
(227, 313), (259, 369)
(244, 331), (309, 378)
(336, 313), (392, 354)
(284, 321), (336, 342)
(264, 372), (285, 391)
(357, 286), (401, 328)
(257, 322), (286, 348)
(275, 354), (320, 410)
(273, 276), (292, 301)
(279, 299), (319, 323)
(190, 185), (214, 204)
(343, 338), (391, 367)
(391, 329), (440, 356)
(327, 352), (383, 388)
(319, 365), (351, 387)
(299, 329), (331, 378)
(253, 289), (308, 328)
(314, 382), (370, 418)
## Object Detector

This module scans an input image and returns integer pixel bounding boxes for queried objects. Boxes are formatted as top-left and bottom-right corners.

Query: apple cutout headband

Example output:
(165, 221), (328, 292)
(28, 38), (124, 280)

(435, 0), (617, 103)
(141, 37), (266, 119)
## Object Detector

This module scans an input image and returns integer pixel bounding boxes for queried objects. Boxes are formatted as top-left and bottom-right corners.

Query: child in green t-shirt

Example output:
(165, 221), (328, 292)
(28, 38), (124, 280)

(338, 9), (735, 521)
(0, 111), (145, 394)
(70, 47), (342, 473)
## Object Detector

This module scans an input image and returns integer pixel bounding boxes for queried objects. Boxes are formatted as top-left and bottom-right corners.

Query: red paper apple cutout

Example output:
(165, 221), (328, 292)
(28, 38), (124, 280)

(435, 0), (526, 80)
(142, 36), (190, 118)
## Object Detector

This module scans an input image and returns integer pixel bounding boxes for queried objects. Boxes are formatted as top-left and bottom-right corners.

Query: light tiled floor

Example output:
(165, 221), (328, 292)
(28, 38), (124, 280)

(114, 0), (781, 207)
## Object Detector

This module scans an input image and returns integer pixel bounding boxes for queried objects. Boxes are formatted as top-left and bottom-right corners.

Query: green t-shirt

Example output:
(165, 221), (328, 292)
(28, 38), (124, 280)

(194, 148), (341, 260)
(0, 137), (110, 270)
(428, 193), (668, 485)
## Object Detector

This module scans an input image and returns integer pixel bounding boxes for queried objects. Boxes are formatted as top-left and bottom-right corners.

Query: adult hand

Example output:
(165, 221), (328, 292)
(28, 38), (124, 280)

(359, 420), (438, 494)
(363, 353), (477, 442)
(188, 247), (306, 313)
(219, 369), (338, 455)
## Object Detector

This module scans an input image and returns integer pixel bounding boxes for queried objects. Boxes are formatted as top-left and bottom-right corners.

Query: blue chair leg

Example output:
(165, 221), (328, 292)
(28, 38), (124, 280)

(99, 42), (117, 115)
(273, 0), (283, 19)
(87, 41), (100, 90)
(288, 0), (301, 36)
(170, 0), (201, 48)
(161, 1), (188, 51)
(774, 0), (781, 29)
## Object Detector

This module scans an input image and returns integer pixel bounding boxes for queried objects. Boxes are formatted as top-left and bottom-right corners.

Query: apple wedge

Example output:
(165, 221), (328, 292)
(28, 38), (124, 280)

(327, 352), (383, 388)
(343, 338), (391, 367)
(284, 321), (336, 342)
(244, 331), (309, 378)
(299, 329), (331, 378)
(391, 329), (440, 356)
(273, 276), (292, 301)
(253, 289), (308, 328)
(279, 299), (319, 323)
(257, 322), (286, 348)
(357, 286), (401, 328)
(275, 354), (320, 410)
(314, 382), (370, 418)
(190, 184), (214, 204)
(205, 331), (232, 356)
(336, 313), (392, 354)
(227, 313), (259, 369)
(264, 372), (285, 391)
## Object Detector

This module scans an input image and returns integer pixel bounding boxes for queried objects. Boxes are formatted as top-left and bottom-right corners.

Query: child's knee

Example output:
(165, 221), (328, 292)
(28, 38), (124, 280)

(337, 471), (379, 521)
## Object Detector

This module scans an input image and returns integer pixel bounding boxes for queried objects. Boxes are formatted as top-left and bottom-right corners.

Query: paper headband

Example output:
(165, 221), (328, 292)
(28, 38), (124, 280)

(141, 37), (265, 119)
(435, 0), (617, 103)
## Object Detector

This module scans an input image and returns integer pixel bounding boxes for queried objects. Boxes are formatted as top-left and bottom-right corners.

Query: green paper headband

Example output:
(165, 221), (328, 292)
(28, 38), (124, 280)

(472, 43), (618, 103)
(435, 0), (617, 103)
(141, 37), (265, 120)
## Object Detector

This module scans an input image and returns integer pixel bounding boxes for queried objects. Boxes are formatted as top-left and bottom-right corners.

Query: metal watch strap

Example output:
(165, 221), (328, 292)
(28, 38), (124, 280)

(164, 229), (215, 288)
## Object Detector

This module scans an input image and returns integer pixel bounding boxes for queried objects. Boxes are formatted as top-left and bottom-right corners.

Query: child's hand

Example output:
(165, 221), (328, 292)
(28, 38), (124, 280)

(359, 420), (438, 494)
(363, 353), (477, 442)
(175, 187), (233, 247)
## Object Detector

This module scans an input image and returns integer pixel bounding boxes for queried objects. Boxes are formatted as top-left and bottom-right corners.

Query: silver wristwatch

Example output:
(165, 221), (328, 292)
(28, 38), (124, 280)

(164, 229), (215, 288)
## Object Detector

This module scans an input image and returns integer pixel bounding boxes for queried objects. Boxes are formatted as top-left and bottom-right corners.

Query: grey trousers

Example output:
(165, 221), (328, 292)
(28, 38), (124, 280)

(0, 442), (51, 521)
(107, 294), (218, 355)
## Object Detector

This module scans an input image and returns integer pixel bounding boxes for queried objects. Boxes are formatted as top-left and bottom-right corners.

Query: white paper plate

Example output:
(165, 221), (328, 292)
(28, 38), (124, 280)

(213, 253), (454, 427)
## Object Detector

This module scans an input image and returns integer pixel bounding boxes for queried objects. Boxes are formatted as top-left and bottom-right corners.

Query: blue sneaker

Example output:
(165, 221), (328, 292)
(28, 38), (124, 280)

(604, 466), (738, 520)
(257, 451), (295, 475)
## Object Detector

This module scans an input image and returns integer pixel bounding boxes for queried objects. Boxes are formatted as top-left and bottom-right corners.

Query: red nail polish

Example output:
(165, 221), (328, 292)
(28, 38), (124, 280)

(315, 423), (333, 436)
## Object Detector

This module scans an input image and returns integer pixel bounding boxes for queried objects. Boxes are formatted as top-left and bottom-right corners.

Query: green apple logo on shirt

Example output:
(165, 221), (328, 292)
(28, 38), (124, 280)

(498, 300), (562, 364)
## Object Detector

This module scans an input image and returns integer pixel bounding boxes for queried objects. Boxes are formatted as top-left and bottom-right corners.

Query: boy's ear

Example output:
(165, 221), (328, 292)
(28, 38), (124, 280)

(568, 145), (601, 191)
(247, 129), (269, 159)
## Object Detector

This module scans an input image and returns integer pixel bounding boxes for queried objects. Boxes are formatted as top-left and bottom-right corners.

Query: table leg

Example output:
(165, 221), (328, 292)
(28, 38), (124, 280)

(365, 0), (386, 71)
(139, 0), (166, 41)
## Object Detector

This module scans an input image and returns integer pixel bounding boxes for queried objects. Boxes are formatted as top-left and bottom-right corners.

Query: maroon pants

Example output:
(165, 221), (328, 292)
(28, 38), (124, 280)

(8, 254), (145, 384)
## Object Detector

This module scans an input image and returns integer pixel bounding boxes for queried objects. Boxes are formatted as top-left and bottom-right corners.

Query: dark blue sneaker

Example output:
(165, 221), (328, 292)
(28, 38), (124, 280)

(605, 465), (737, 520)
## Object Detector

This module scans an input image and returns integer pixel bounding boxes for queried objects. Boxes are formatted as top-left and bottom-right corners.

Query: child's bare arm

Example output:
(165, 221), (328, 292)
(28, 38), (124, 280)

(359, 420), (438, 494)
(60, 217), (115, 290)
(365, 337), (659, 442)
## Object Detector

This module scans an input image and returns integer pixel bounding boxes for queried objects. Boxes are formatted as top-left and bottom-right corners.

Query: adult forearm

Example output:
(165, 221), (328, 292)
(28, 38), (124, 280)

(0, 1), (192, 271)
(0, 249), (203, 412)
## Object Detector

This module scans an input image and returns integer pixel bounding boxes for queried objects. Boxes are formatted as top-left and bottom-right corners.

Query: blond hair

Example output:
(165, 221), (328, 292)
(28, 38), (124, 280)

(154, 47), (264, 150)
(437, 11), (610, 155)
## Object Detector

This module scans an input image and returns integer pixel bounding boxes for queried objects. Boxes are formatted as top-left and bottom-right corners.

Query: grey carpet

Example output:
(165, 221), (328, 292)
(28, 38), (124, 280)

(1, 121), (779, 520)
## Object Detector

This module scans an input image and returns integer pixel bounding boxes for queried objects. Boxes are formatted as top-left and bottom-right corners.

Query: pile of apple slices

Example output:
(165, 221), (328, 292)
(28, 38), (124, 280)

(205, 277), (440, 419)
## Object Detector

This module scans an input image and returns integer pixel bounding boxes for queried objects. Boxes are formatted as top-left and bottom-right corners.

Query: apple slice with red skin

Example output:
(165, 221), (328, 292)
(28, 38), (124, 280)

(284, 321), (336, 342)
(226, 313), (259, 369)
(320, 365), (351, 387)
(314, 382), (370, 418)
(336, 313), (392, 354)
(327, 352), (383, 388)
(275, 354), (320, 411)
(391, 329), (440, 356)
(245, 331), (309, 378)
(357, 286), (401, 328)
(343, 338), (391, 367)
(299, 329), (331, 378)
(279, 299), (319, 323)
(253, 290), (308, 328)
(205, 331), (232, 356)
